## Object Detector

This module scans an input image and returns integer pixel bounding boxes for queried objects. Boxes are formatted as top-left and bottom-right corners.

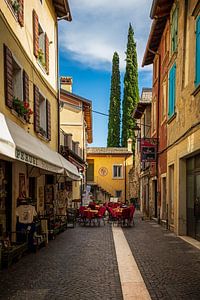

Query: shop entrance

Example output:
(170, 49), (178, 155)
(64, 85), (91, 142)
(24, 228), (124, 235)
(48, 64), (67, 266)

(0, 160), (12, 238)
(187, 155), (200, 241)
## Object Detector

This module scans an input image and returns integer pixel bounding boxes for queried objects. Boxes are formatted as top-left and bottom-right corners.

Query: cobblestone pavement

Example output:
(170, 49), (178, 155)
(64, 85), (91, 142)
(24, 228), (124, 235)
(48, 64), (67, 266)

(123, 212), (200, 300)
(0, 224), (122, 300)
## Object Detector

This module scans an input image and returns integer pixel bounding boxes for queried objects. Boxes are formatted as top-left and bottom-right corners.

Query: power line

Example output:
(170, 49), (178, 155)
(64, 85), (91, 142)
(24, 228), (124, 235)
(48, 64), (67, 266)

(92, 109), (109, 117)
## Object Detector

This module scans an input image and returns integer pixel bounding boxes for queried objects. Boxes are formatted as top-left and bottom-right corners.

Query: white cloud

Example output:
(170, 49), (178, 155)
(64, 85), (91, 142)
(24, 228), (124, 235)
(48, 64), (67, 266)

(59, 0), (152, 71)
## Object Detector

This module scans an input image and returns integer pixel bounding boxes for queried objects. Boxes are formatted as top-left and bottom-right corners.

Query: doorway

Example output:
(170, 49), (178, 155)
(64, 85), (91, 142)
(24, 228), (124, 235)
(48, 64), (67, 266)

(186, 155), (200, 240)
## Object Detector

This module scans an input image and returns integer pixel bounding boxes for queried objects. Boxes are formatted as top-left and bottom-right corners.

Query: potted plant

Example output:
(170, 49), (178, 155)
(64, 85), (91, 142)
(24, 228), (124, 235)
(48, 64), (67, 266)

(38, 48), (45, 67)
(11, 0), (20, 14)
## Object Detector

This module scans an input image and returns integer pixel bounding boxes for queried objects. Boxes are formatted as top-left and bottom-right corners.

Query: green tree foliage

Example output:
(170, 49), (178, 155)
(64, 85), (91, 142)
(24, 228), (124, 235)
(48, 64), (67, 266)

(107, 52), (121, 147)
(121, 24), (139, 148)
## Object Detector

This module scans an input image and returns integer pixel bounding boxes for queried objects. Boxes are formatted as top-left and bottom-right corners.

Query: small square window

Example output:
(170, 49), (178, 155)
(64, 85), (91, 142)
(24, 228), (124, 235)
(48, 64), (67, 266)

(116, 190), (122, 198)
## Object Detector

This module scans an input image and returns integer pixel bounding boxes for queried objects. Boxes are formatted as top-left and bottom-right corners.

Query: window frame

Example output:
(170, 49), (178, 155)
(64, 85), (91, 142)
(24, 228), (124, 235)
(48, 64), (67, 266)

(115, 190), (122, 198)
(113, 164), (123, 179)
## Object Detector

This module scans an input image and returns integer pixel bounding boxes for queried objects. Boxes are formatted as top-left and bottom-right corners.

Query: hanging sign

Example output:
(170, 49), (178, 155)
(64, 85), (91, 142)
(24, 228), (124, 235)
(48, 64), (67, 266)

(140, 138), (157, 162)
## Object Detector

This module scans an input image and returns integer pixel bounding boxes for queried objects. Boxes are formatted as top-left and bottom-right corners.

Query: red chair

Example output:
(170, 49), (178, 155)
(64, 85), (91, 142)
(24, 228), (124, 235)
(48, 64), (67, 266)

(118, 208), (130, 226)
(107, 207), (118, 224)
(97, 206), (106, 226)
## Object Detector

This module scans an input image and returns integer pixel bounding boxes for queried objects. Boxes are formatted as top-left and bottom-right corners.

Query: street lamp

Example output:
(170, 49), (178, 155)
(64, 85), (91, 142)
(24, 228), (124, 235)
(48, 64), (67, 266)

(133, 124), (141, 139)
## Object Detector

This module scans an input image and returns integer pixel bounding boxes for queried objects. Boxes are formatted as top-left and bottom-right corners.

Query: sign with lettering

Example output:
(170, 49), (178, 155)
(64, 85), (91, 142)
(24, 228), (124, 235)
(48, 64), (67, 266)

(15, 149), (37, 166)
(141, 139), (157, 162)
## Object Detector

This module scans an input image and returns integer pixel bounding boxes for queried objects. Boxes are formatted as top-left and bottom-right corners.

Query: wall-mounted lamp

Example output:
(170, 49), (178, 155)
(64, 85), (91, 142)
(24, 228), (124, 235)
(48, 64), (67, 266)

(133, 125), (141, 139)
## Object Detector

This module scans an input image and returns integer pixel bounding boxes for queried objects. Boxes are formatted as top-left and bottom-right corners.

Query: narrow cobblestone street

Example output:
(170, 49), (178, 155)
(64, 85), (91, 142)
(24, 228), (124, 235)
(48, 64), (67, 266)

(1, 214), (200, 300)
(0, 224), (122, 300)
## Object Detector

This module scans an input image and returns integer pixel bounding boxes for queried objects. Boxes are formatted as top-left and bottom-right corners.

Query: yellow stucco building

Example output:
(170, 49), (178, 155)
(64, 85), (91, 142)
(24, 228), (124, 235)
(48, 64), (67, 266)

(0, 1), (80, 245)
(59, 76), (93, 206)
(87, 140), (133, 203)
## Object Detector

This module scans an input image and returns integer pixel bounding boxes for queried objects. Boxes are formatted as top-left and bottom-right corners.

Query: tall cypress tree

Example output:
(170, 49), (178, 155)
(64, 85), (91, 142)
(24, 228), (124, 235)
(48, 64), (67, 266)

(107, 52), (121, 147)
(121, 24), (139, 148)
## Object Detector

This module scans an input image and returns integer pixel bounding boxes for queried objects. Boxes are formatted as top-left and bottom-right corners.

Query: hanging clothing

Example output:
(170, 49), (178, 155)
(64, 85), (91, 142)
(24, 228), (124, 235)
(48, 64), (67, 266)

(16, 205), (37, 224)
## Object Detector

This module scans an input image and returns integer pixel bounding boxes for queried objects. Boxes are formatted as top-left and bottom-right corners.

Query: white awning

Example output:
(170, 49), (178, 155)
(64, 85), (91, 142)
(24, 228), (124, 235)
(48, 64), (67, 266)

(0, 113), (15, 159)
(58, 154), (80, 180)
(4, 115), (80, 179)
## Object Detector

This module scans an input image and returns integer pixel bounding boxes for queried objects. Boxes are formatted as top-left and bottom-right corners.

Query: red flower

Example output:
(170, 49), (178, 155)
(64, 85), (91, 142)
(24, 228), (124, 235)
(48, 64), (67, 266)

(24, 102), (29, 109)
(28, 108), (33, 115)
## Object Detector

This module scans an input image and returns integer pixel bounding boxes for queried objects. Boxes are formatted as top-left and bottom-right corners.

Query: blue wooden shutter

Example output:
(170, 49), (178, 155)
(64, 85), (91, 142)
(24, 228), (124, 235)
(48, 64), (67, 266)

(168, 64), (176, 117)
(196, 16), (200, 87)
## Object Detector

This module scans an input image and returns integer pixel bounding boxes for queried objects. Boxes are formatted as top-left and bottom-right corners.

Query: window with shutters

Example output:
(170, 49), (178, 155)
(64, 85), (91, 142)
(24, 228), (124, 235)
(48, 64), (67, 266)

(171, 6), (178, 54)
(34, 87), (51, 140)
(5, 0), (24, 26)
(33, 10), (49, 74)
(4, 44), (32, 123)
(168, 64), (176, 118)
(195, 16), (200, 87)
(113, 165), (123, 179)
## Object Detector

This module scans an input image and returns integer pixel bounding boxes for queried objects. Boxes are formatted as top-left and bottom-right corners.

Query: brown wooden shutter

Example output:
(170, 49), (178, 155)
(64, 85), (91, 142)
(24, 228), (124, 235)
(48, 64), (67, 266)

(45, 33), (49, 74)
(33, 10), (39, 57)
(23, 70), (29, 103)
(46, 100), (51, 140)
(4, 44), (13, 108)
(18, 0), (24, 26)
(34, 85), (40, 133)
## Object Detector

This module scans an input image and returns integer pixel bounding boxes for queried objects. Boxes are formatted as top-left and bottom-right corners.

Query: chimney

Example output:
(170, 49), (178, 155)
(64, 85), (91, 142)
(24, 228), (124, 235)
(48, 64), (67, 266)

(127, 138), (133, 152)
(60, 76), (73, 93)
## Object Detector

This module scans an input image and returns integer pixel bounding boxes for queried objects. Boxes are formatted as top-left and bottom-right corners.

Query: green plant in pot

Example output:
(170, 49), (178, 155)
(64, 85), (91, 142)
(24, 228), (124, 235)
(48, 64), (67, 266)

(11, 0), (20, 14)
(38, 48), (45, 67)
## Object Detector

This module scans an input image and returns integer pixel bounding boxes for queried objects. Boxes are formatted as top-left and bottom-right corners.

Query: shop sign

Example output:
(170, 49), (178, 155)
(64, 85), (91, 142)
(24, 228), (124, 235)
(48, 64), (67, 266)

(141, 138), (157, 162)
(15, 149), (37, 166)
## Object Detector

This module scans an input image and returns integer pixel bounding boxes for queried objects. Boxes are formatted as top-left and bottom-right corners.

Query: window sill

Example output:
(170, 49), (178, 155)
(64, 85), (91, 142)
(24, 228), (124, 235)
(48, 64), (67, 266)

(37, 132), (49, 142)
(11, 109), (28, 125)
(191, 84), (200, 97)
(37, 60), (47, 74)
(112, 177), (124, 180)
(167, 112), (176, 124)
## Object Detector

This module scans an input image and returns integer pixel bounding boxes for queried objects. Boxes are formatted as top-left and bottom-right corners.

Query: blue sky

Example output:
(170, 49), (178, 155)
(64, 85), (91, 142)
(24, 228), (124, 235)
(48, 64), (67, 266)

(58, 0), (153, 147)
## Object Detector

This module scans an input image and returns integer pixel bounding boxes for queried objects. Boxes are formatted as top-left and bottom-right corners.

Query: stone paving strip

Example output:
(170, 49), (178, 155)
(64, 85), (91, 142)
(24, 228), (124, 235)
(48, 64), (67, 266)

(112, 225), (151, 300)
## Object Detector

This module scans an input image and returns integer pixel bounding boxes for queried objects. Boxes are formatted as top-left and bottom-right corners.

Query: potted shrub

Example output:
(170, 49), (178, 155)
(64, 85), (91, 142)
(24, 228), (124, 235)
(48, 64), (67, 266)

(11, 0), (20, 14)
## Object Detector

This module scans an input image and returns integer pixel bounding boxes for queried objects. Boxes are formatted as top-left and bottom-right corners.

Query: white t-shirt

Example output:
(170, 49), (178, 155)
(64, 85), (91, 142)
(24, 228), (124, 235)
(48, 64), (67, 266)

(16, 205), (37, 224)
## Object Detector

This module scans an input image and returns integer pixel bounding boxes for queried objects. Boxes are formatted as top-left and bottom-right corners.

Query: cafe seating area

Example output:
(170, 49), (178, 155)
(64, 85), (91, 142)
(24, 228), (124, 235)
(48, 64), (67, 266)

(78, 201), (135, 227)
